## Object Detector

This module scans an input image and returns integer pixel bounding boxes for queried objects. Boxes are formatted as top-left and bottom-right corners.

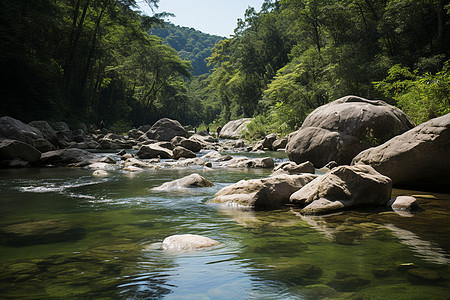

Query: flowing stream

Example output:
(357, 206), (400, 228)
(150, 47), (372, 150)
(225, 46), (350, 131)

(0, 151), (449, 299)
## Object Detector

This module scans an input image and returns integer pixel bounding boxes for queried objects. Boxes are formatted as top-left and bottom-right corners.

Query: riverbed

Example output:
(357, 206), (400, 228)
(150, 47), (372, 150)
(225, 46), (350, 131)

(0, 151), (449, 299)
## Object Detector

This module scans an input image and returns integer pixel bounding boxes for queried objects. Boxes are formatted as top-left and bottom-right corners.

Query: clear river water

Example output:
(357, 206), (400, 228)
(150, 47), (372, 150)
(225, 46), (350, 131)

(0, 150), (449, 299)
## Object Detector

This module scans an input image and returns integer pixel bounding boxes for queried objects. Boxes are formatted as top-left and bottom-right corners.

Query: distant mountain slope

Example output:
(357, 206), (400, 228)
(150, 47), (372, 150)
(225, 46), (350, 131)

(149, 22), (224, 76)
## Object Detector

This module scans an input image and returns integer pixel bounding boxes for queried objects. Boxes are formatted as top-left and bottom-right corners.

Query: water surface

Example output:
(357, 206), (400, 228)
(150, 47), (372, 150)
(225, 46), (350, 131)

(0, 152), (449, 299)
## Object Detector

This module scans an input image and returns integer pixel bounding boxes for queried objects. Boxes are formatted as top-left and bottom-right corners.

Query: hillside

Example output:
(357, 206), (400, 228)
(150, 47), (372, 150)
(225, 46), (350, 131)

(149, 22), (223, 76)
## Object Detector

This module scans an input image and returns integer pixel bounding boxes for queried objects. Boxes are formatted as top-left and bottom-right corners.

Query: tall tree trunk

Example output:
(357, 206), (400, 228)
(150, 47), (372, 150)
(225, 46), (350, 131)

(63, 0), (91, 99)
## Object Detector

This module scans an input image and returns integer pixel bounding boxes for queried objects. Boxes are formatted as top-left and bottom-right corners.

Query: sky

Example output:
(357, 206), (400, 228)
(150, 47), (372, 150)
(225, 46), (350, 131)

(137, 0), (265, 37)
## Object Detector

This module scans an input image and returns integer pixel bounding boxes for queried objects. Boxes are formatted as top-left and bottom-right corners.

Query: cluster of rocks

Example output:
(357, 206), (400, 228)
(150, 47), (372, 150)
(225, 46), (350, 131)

(210, 96), (449, 214)
(2, 95), (448, 215)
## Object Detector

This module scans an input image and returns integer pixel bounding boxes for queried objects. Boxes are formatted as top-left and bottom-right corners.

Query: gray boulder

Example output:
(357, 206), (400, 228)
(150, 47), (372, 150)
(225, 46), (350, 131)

(143, 118), (188, 141)
(72, 129), (86, 143)
(171, 136), (202, 152)
(290, 165), (392, 215)
(136, 144), (173, 159)
(127, 128), (144, 140)
(39, 148), (94, 166)
(227, 157), (275, 168)
(29, 138), (55, 153)
(52, 121), (70, 132)
(0, 116), (44, 144)
(352, 113), (450, 191)
(152, 173), (214, 191)
(272, 161), (315, 176)
(220, 118), (252, 139)
(272, 137), (288, 151)
(262, 133), (278, 150)
(173, 146), (196, 159)
(210, 174), (318, 210)
(0, 139), (41, 163)
(29, 120), (59, 146)
(286, 96), (415, 167)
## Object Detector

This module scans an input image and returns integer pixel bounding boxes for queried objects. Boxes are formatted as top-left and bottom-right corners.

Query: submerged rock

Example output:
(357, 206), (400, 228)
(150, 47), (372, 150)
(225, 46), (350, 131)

(352, 113), (450, 192)
(152, 173), (214, 191)
(407, 268), (443, 284)
(211, 174), (317, 210)
(286, 95), (415, 167)
(327, 272), (371, 292)
(93, 170), (109, 177)
(301, 284), (337, 299)
(161, 234), (220, 251)
(290, 165), (392, 215)
(0, 220), (85, 246)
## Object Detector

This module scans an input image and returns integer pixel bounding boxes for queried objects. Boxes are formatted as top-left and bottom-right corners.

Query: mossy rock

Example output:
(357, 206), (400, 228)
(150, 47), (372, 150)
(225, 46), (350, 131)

(302, 284), (337, 299)
(407, 268), (443, 284)
(328, 272), (371, 292)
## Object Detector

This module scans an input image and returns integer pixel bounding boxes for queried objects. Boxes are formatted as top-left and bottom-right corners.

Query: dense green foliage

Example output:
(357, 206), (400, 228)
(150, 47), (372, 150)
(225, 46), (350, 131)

(374, 61), (450, 124)
(149, 22), (223, 76)
(208, 0), (450, 138)
(0, 0), (216, 128)
(1, 0), (448, 133)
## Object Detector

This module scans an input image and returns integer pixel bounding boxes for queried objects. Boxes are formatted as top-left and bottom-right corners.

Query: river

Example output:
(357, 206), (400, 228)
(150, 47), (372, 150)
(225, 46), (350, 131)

(0, 150), (449, 299)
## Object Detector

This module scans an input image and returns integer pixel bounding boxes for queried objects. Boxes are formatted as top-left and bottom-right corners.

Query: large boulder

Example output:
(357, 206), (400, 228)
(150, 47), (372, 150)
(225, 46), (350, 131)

(352, 113), (450, 191)
(286, 96), (415, 167)
(136, 144), (173, 159)
(152, 173), (214, 191)
(220, 118), (252, 139)
(210, 174), (318, 210)
(39, 148), (94, 166)
(290, 165), (392, 215)
(172, 146), (196, 159)
(0, 139), (41, 163)
(29, 138), (55, 152)
(0, 219), (85, 246)
(0, 116), (45, 144)
(143, 118), (188, 141)
(161, 234), (220, 251)
(127, 128), (144, 140)
(29, 120), (59, 147)
(171, 136), (202, 152)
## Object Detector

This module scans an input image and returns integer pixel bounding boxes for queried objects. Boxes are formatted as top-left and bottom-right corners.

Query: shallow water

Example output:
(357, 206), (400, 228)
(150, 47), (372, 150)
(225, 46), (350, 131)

(0, 152), (449, 299)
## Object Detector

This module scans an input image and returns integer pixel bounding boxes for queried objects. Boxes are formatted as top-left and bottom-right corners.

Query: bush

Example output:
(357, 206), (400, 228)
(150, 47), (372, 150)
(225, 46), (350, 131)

(374, 60), (450, 124)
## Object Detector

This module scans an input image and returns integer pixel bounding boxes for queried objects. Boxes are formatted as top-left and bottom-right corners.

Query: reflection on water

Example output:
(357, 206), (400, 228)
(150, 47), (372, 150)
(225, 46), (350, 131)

(0, 154), (449, 299)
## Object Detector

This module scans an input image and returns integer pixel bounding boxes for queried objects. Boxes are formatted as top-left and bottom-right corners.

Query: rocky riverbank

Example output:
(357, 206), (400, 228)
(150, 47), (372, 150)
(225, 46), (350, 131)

(1, 95), (449, 216)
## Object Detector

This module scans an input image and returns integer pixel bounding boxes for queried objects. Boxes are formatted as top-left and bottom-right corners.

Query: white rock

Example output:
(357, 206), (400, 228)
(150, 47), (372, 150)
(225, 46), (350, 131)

(162, 234), (220, 251)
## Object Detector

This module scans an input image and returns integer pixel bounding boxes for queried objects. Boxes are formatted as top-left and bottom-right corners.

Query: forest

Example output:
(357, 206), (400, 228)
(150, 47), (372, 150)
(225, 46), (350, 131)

(149, 22), (223, 76)
(0, 0), (449, 135)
